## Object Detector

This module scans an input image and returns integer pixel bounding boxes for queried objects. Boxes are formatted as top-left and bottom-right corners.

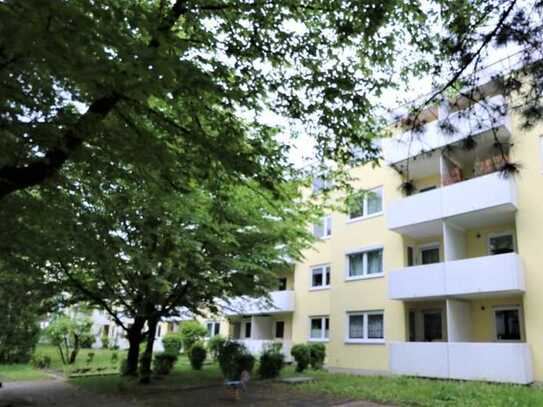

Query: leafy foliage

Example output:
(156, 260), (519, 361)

(308, 342), (326, 370)
(258, 344), (285, 379)
(152, 352), (178, 376)
(217, 341), (255, 381)
(30, 353), (52, 369)
(45, 313), (93, 365)
(291, 344), (311, 373)
(188, 343), (207, 371)
(207, 335), (227, 360)
(180, 322), (208, 353)
(162, 333), (184, 356)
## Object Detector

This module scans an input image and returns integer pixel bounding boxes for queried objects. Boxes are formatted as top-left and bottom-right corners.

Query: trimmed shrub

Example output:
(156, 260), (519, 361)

(290, 343), (311, 372)
(217, 341), (255, 380)
(101, 334), (109, 349)
(308, 342), (326, 370)
(30, 353), (51, 369)
(119, 358), (128, 375)
(188, 343), (207, 370)
(85, 351), (95, 365)
(162, 332), (183, 356)
(111, 351), (119, 365)
(153, 352), (178, 375)
(207, 335), (226, 359)
(80, 334), (95, 349)
(258, 344), (284, 379)
(180, 321), (207, 352)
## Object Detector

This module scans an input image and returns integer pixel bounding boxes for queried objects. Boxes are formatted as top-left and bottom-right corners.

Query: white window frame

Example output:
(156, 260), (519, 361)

(345, 245), (384, 281)
(418, 242), (441, 265)
(487, 231), (516, 255)
(313, 215), (332, 239)
(345, 310), (385, 344)
(540, 135), (543, 173)
(347, 186), (384, 223)
(312, 175), (331, 193)
(206, 320), (220, 338)
(493, 305), (524, 342)
(309, 316), (330, 342)
(310, 264), (331, 290)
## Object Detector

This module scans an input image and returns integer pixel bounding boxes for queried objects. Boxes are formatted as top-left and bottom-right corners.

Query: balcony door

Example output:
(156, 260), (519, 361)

(408, 308), (444, 342)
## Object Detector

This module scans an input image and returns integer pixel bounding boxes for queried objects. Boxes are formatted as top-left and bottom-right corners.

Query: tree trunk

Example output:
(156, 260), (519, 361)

(124, 316), (146, 376)
(68, 334), (80, 364)
(139, 316), (159, 384)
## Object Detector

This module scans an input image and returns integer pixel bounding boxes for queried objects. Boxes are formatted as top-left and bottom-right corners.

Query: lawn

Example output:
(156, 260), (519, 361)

(290, 370), (543, 407)
(0, 364), (50, 382)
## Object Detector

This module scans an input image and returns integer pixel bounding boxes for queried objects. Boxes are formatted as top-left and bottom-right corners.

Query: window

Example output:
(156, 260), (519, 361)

(206, 321), (220, 337)
(407, 246), (415, 267)
(244, 321), (252, 338)
(420, 245), (440, 265)
(346, 311), (384, 343)
(423, 310), (443, 341)
(312, 175), (332, 193)
(313, 215), (332, 238)
(232, 322), (241, 339)
(488, 232), (515, 255)
(275, 321), (285, 339)
(347, 248), (383, 279)
(277, 277), (287, 291)
(310, 316), (329, 341)
(495, 307), (521, 341)
(348, 187), (383, 220)
(311, 265), (331, 289)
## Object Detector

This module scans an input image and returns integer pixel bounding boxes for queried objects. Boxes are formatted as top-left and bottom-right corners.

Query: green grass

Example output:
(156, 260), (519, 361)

(0, 364), (50, 382)
(289, 370), (543, 407)
(71, 356), (223, 394)
(35, 345), (124, 375)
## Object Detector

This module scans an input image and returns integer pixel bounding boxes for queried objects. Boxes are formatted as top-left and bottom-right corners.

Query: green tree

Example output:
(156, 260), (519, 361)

(45, 313), (93, 365)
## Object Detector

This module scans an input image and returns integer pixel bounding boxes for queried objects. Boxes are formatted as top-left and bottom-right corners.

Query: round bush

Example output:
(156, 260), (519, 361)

(188, 343), (207, 370)
(30, 353), (51, 369)
(217, 341), (255, 380)
(162, 333), (183, 356)
(290, 344), (311, 372)
(207, 335), (226, 359)
(258, 347), (284, 379)
(153, 352), (178, 375)
(308, 342), (326, 370)
(180, 321), (207, 352)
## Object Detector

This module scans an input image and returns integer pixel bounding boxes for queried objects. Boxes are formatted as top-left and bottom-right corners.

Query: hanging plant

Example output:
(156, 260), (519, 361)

(499, 161), (522, 178)
(461, 135), (477, 151)
(399, 180), (416, 196)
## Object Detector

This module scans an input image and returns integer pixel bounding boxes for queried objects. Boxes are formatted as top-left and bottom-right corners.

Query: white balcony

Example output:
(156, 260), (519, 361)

(386, 172), (517, 238)
(222, 290), (295, 316)
(389, 253), (525, 300)
(389, 342), (533, 384)
(382, 94), (511, 164)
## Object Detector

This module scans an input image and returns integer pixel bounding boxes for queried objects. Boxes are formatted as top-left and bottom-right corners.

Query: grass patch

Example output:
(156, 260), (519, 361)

(289, 370), (543, 407)
(71, 355), (223, 394)
(0, 364), (50, 382)
(35, 344), (124, 375)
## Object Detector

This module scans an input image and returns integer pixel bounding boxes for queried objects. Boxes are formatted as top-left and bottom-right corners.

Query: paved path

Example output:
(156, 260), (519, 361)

(0, 379), (396, 407)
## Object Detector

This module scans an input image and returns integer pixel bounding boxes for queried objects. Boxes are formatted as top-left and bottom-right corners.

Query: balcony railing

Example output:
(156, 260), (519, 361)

(386, 172), (517, 233)
(388, 252), (525, 300)
(382, 94), (511, 164)
(222, 290), (295, 316)
(389, 342), (533, 384)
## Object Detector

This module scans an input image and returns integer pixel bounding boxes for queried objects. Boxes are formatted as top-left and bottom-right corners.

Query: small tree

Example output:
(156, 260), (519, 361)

(180, 322), (207, 353)
(207, 335), (226, 360)
(45, 314), (92, 365)
(162, 333), (183, 356)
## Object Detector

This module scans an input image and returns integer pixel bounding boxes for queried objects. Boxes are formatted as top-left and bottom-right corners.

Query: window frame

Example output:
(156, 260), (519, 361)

(274, 320), (285, 339)
(309, 316), (330, 342)
(487, 231), (516, 256)
(493, 305), (524, 342)
(347, 186), (384, 223)
(345, 310), (385, 344)
(244, 321), (252, 339)
(345, 245), (384, 281)
(310, 264), (331, 290)
(313, 215), (332, 239)
(206, 320), (220, 338)
(418, 242), (441, 265)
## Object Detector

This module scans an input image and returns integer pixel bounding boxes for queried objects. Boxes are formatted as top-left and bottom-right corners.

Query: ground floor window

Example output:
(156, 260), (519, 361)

(310, 316), (329, 341)
(408, 309), (443, 342)
(206, 321), (220, 338)
(244, 321), (252, 338)
(495, 307), (522, 341)
(346, 311), (384, 343)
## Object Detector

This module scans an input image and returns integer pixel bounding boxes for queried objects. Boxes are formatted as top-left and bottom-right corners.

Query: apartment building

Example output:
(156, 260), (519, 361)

(219, 75), (543, 385)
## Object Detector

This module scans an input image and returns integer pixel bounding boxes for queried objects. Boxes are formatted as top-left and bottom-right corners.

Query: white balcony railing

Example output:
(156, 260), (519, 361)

(222, 290), (295, 316)
(389, 252), (525, 300)
(382, 94), (511, 164)
(236, 339), (293, 361)
(386, 172), (517, 233)
(389, 342), (533, 384)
